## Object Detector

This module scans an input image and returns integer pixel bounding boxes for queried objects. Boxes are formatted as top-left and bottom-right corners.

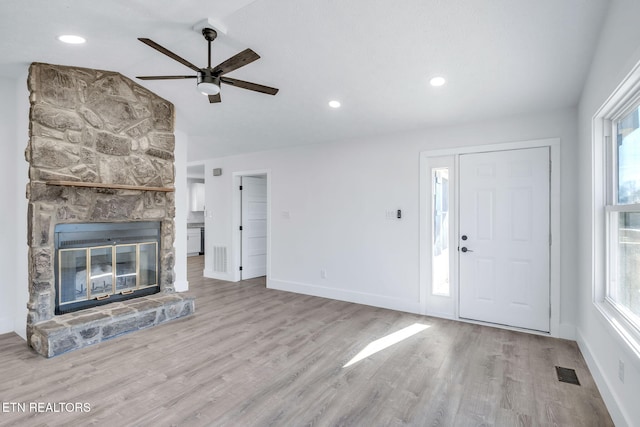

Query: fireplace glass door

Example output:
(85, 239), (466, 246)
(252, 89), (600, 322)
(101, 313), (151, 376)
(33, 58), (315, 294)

(116, 245), (137, 292)
(59, 248), (89, 304)
(139, 243), (158, 287)
(58, 242), (158, 309)
(90, 246), (113, 297)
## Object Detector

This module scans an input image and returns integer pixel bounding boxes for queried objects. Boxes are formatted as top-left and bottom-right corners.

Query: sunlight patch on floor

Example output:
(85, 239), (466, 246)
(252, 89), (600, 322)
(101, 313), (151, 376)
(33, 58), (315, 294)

(343, 323), (430, 368)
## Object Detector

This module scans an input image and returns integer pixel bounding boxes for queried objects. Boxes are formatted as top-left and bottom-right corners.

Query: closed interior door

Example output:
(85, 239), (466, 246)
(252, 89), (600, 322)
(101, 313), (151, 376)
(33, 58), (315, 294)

(241, 176), (267, 280)
(459, 147), (550, 332)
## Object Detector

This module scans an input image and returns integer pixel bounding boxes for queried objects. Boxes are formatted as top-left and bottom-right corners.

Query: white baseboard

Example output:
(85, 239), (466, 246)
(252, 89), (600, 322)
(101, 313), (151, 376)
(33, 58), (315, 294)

(558, 322), (576, 340)
(0, 316), (13, 335)
(267, 278), (422, 314)
(174, 279), (189, 292)
(14, 324), (26, 340)
(576, 328), (629, 427)
(203, 269), (234, 282)
(425, 311), (457, 321)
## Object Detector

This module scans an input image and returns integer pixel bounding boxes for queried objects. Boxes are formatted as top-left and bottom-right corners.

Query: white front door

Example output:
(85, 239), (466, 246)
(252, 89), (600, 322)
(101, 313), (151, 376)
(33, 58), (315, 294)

(458, 147), (550, 332)
(241, 176), (267, 280)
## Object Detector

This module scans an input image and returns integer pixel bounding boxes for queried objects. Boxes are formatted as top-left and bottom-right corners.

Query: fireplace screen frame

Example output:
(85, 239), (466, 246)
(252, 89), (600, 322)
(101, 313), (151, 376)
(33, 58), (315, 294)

(54, 221), (161, 315)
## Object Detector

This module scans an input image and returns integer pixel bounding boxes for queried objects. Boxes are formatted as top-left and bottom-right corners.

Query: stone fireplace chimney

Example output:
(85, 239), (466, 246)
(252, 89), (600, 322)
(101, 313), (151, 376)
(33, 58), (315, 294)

(25, 63), (194, 357)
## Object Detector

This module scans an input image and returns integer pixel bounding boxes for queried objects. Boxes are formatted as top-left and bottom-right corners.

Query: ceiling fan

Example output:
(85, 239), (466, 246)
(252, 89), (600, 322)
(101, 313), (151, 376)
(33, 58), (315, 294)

(136, 28), (278, 103)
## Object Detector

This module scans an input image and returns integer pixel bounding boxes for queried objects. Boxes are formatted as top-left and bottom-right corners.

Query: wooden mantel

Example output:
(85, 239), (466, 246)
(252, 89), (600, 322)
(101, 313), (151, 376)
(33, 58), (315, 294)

(45, 180), (174, 192)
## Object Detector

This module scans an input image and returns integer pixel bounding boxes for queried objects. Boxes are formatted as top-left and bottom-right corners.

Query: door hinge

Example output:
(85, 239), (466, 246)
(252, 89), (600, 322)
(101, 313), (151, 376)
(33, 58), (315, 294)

(239, 266), (243, 271)
(549, 233), (552, 246)
(239, 225), (243, 231)
(239, 185), (243, 191)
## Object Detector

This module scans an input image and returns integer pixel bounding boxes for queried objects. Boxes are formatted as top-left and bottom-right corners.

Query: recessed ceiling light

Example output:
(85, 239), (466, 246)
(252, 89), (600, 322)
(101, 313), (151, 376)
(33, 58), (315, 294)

(328, 100), (341, 108)
(58, 35), (86, 44)
(429, 76), (446, 87)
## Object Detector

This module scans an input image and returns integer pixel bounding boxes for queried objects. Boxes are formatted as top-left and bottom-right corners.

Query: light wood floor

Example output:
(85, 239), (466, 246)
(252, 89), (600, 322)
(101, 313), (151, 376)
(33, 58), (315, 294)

(0, 256), (612, 426)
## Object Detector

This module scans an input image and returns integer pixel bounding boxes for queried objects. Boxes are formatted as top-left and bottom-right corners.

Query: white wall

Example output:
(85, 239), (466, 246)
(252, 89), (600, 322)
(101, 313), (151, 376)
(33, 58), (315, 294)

(204, 107), (579, 335)
(15, 73), (29, 339)
(577, 0), (640, 425)
(173, 127), (189, 292)
(0, 77), (18, 335)
(0, 73), (29, 339)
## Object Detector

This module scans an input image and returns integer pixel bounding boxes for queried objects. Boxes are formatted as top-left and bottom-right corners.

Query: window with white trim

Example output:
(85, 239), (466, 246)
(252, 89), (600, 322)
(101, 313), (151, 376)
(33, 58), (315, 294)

(606, 102), (640, 330)
(594, 60), (640, 356)
(431, 168), (450, 296)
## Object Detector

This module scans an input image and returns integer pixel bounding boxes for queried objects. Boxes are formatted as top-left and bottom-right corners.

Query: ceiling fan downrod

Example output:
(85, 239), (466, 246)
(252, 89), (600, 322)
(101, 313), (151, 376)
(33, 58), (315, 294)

(202, 28), (217, 69)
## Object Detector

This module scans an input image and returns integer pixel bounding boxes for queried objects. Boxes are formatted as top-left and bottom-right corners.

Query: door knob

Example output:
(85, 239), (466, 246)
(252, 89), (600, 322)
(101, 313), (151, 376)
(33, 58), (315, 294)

(461, 247), (473, 253)
(461, 235), (468, 241)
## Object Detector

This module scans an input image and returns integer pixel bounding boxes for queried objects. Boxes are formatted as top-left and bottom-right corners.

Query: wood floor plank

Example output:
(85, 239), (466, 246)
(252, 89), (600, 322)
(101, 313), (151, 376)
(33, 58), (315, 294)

(0, 255), (613, 426)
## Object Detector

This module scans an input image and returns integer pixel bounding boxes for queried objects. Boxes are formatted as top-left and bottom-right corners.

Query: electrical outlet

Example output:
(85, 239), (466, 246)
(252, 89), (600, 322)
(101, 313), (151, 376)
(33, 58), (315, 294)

(320, 269), (327, 279)
(618, 359), (625, 383)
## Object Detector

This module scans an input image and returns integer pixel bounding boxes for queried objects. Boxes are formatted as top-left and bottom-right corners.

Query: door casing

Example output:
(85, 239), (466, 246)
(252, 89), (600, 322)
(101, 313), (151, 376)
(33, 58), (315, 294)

(231, 169), (271, 282)
(419, 138), (561, 337)
(240, 175), (268, 280)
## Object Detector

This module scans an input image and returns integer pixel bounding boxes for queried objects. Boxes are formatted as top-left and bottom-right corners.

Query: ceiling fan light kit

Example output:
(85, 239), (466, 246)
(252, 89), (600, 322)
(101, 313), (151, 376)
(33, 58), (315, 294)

(136, 24), (278, 104)
(197, 72), (220, 95)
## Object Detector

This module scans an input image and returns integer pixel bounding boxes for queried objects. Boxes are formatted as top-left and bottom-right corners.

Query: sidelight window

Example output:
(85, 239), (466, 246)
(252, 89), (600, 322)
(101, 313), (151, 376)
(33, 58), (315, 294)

(432, 168), (450, 296)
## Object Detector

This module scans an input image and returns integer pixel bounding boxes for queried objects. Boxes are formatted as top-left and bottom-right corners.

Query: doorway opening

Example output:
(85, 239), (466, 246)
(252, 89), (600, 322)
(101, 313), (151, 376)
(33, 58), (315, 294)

(233, 171), (269, 283)
(420, 138), (560, 336)
(186, 164), (206, 260)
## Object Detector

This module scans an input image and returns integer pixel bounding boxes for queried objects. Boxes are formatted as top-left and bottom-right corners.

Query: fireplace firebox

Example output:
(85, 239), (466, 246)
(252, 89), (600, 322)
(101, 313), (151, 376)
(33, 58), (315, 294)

(54, 222), (161, 314)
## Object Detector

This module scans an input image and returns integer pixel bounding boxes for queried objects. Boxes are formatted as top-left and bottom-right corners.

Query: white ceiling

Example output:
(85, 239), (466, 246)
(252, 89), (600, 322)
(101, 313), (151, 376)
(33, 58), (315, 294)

(0, 0), (609, 161)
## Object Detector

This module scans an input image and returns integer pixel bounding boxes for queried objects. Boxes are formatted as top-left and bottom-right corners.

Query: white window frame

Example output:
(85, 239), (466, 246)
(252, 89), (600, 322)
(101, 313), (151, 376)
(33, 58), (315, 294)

(593, 60), (640, 358)
(420, 155), (457, 319)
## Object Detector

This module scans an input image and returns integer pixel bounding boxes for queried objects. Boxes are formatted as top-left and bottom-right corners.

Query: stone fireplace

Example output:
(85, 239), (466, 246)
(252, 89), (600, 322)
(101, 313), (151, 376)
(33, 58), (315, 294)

(25, 62), (194, 357)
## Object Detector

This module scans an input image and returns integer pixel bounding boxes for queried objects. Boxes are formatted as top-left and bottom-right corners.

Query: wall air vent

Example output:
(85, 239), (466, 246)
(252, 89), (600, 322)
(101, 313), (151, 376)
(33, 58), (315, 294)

(213, 246), (227, 273)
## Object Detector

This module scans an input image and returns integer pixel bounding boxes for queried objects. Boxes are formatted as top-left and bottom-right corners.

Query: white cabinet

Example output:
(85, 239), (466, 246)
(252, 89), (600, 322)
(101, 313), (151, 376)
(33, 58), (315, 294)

(187, 228), (201, 254)
(190, 182), (205, 211)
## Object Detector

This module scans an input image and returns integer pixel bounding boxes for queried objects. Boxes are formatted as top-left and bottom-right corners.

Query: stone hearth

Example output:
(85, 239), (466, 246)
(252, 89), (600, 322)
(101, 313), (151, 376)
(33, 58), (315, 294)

(32, 294), (193, 357)
(25, 62), (194, 357)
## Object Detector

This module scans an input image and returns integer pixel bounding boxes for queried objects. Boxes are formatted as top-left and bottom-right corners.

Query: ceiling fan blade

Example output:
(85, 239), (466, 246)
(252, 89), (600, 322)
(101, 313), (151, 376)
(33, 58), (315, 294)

(208, 93), (221, 103)
(136, 75), (197, 80)
(138, 38), (201, 73)
(212, 49), (260, 76)
(220, 77), (279, 95)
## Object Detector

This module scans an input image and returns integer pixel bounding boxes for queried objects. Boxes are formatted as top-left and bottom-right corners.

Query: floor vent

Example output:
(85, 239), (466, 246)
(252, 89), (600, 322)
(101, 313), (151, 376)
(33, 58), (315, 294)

(555, 366), (580, 385)
(213, 246), (228, 273)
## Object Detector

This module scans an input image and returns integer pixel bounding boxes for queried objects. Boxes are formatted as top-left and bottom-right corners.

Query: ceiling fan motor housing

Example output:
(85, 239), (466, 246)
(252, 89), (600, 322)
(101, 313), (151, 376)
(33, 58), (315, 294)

(197, 70), (220, 95)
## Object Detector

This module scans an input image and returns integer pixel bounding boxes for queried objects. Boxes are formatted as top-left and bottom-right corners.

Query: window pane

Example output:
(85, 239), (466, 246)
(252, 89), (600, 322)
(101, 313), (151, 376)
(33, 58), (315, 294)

(617, 105), (640, 204)
(612, 212), (640, 323)
(432, 168), (450, 296)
